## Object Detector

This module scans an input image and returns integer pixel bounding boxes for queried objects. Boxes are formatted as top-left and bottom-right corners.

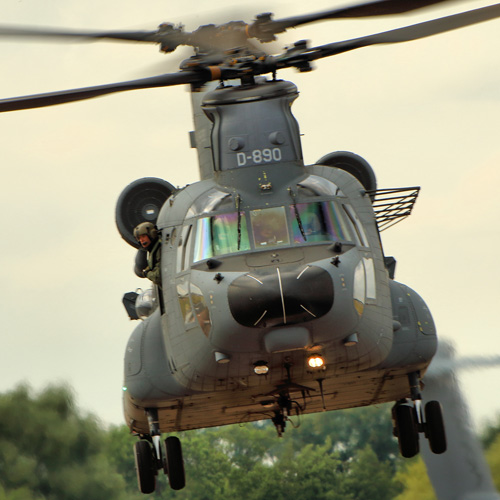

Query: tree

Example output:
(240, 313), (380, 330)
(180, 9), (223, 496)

(486, 433), (500, 492)
(0, 384), (135, 500)
(0, 384), (407, 499)
(236, 439), (346, 500)
(394, 457), (436, 500)
(290, 405), (400, 465)
(343, 446), (403, 500)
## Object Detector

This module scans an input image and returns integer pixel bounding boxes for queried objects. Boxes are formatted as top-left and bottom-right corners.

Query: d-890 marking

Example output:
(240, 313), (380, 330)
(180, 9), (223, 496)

(236, 148), (282, 167)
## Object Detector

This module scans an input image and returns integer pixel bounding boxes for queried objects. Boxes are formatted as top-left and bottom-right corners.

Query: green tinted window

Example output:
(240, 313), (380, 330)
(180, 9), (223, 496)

(290, 201), (352, 244)
(194, 212), (250, 262)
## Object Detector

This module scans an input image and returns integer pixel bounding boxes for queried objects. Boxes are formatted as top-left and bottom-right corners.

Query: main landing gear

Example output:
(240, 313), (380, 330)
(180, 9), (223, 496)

(392, 372), (447, 458)
(133, 409), (186, 494)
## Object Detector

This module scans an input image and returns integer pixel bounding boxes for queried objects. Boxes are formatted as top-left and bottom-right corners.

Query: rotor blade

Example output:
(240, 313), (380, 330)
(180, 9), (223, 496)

(301, 3), (500, 62)
(264, 0), (455, 33)
(0, 71), (206, 113)
(427, 354), (500, 378)
(0, 25), (160, 43)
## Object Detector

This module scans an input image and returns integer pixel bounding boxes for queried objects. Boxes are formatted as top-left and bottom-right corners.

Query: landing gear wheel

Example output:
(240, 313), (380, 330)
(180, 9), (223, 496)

(394, 404), (419, 458)
(425, 400), (447, 454)
(165, 436), (185, 490)
(134, 440), (156, 494)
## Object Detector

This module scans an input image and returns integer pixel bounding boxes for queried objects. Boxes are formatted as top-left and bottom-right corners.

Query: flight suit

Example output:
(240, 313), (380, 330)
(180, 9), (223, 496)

(135, 238), (162, 286)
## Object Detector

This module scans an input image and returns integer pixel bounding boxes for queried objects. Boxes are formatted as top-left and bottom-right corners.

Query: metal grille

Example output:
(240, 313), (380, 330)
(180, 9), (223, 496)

(366, 187), (420, 232)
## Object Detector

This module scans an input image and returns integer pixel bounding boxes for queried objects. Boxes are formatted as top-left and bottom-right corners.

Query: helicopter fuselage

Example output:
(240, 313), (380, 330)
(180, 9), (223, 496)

(122, 84), (436, 433)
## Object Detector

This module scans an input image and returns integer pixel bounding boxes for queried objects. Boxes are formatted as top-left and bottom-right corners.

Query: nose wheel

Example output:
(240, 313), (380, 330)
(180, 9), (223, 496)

(392, 372), (447, 458)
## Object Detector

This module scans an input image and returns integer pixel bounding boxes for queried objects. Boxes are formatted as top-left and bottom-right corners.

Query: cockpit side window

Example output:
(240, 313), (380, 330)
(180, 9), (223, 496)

(343, 204), (369, 247)
(250, 207), (290, 248)
(193, 212), (250, 262)
(176, 225), (193, 273)
(290, 201), (352, 244)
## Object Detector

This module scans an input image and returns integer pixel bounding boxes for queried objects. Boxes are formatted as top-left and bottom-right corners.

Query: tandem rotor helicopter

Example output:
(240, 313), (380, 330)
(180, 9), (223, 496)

(1, 0), (500, 494)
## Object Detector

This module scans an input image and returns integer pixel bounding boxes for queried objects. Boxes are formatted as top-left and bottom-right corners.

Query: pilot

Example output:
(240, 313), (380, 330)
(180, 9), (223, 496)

(133, 222), (162, 286)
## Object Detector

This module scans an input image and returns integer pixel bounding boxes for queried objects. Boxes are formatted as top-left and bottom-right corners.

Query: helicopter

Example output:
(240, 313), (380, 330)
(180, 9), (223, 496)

(1, 0), (500, 495)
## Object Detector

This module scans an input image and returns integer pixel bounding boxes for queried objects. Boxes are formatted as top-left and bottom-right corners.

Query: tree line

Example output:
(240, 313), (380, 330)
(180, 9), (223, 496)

(1, 384), (499, 499)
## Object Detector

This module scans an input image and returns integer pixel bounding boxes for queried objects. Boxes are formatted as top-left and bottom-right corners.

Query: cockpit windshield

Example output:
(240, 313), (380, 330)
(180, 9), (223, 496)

(193, 200), (355, 263)
(290, 201), (351, 244)
(193, 212), (250, 262)
(250, 207), (290, 248)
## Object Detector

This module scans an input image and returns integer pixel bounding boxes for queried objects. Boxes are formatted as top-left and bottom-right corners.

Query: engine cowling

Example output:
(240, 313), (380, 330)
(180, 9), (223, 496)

(116, 177), (175, 248)
(316, 151), (377, 192)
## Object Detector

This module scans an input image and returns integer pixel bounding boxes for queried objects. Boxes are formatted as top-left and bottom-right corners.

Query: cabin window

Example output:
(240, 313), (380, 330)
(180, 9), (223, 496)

(193, 212), (250, 262)
(190, 283), (211, 337)
(177, 278), (196, 326)
(353, 260), (366, 316)
(363, 257), (377, 300)
(250, 207), (290, 248)
(177, 278), (212, 334)
(289, 201), (352, 244)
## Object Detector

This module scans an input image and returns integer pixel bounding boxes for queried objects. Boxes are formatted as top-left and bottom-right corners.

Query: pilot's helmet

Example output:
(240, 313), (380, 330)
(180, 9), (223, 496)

(134, 222), (158, 242)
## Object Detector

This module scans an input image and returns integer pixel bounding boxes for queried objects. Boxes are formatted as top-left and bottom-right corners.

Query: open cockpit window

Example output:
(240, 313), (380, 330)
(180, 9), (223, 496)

(289, 201), (352, 244)
(193, 212), (250, 261)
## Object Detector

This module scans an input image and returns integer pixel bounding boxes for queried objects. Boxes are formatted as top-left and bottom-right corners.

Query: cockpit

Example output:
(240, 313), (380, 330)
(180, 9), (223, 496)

(183, 175), (370, 264)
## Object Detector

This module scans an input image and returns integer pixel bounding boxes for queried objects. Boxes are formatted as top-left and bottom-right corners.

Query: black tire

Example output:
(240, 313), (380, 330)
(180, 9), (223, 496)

(165, 436), (186, 490)
(425, 401), (447, 454)
(395, 404), (420, 458)
(134, 440), (156, 494)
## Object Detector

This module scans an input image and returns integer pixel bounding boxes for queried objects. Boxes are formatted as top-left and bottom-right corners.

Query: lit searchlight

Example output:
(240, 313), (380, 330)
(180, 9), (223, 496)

(253, 361), (270, 375)
(307, 355), (325, 369)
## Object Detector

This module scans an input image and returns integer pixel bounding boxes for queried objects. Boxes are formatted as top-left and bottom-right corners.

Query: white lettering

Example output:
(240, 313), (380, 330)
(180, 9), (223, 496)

(236, 152), (247, 167)
(236, 148), (282, 167)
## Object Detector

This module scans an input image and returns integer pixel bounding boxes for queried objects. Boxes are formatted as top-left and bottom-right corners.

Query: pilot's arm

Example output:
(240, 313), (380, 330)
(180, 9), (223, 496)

(145, 265), (161, 286)
(134, 249), (148, 278)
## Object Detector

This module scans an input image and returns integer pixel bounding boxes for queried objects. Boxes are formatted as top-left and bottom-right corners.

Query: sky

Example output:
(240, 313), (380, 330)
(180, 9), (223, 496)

(0, 0), (499, 433)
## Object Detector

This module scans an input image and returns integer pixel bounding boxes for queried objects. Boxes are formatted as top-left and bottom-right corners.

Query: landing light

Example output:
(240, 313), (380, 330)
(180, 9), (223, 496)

(253, 361), (269, 375)
(307, 355), (325, 369)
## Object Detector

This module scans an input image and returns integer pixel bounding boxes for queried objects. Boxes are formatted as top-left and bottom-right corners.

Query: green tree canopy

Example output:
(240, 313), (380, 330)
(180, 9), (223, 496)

(0, 384), (136, 500)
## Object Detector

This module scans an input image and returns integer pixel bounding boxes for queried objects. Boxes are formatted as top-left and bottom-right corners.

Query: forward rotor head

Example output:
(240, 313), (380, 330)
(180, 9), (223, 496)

(0, 1), (499, 112)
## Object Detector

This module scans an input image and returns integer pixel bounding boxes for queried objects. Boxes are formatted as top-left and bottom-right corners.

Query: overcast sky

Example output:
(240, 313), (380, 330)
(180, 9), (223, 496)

(0, 0), (499, 432)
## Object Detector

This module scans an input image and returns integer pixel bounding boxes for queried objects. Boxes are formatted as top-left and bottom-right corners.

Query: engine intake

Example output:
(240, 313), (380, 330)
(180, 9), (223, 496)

(116, 177), (175, 247)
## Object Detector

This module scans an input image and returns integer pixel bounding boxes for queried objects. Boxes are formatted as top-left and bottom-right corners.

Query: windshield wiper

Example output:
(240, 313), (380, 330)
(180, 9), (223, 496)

(288, 188), (307, 241)
(236, 194), (242, 250)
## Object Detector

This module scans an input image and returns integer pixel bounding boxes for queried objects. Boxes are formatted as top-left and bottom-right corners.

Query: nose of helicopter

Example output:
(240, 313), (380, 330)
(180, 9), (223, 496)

(228, 265), (333, 328)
